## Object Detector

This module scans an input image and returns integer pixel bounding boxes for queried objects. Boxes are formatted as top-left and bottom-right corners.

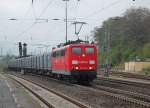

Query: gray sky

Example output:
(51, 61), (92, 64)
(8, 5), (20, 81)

(0, 0), (150, 55)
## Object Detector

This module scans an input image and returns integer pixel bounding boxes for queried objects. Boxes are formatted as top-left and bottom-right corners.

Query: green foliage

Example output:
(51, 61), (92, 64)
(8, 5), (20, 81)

(142, 43), (150, 58)
(94, 7), (150, 65)
(142, 66), (150, 76)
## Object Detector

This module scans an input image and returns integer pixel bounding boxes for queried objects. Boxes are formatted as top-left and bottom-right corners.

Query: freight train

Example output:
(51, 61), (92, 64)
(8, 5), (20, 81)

(8, 40), (98, 84)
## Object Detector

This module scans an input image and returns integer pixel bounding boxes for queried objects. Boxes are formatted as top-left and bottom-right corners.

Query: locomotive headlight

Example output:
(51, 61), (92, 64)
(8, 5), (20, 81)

(75, 66), (79, 70)
(89, 66), (92, 69)
(72, 60), (78, 64)
(89, 60), (95, 64)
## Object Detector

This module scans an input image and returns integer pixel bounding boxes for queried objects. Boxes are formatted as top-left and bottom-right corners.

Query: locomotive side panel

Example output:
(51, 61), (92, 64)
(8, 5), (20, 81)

(51, 47), (70, 75)
(48, 54), (52, 71)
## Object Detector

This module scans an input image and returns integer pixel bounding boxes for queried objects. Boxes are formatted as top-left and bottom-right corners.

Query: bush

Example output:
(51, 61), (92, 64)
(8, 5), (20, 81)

(142, 66), (150, 76)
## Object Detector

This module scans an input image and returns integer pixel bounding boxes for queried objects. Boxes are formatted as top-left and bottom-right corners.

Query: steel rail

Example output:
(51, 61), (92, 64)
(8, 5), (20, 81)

(99, 69), (150, 80)
(8, 75), (55, 108)
(8, 74), (89, 108)
(93, 83), (150, 103)
(97, 78), (150, 89)
(92, 79), (150, 108)
(90, 85), (150, 108)
(9, 72), (150, 108)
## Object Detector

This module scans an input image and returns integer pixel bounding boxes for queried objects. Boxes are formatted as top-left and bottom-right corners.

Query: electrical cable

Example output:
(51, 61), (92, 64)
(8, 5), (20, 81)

(32, 4), (37, 19)
(18, 0), (54, 37)
(38, 0), (54, 18)
(74, 0), (80, 20)
(15, 0), (38, 36)
(18, 0), (54, 40)
(79, 0), (124, 20)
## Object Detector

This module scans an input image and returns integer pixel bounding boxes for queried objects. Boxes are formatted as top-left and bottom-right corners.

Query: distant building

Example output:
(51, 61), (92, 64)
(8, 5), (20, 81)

(125, 61), (150, 72)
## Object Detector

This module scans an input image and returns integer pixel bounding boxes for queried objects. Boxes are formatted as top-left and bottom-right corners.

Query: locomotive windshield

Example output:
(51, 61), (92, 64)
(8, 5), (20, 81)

(72, 47), (82, 54)
(85, 47), (94, 54)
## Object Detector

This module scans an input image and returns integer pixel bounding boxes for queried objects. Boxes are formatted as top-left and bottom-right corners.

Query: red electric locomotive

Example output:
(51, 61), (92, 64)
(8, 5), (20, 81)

(51, 41), (97, 83)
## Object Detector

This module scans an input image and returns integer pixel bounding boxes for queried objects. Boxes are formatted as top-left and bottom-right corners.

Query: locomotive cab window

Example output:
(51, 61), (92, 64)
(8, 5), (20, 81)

(72, 47), (82, 54)
(56, 51), (61, 57)
(85, 47), (94, 54)
(52, 51), (56, 57)
(61, 49), (65, 56)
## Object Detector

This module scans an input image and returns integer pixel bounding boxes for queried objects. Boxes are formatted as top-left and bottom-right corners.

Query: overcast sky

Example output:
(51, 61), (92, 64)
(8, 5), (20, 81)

(0, 0), (150, 55)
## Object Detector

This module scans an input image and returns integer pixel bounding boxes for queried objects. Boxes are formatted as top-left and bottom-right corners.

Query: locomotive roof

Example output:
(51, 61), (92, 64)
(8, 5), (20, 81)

(52, 43), (96, 51)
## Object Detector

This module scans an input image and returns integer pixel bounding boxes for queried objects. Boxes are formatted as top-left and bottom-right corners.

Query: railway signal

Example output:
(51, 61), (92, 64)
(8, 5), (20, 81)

(23, 43), (27, 57)
(19, 42), (22, 57)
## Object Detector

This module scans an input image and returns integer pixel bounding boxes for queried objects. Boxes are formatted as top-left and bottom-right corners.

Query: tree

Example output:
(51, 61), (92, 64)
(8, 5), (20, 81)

(93, 7), (150, 65)
(142, 43), (150, 59)
(123, 7), (150, 48)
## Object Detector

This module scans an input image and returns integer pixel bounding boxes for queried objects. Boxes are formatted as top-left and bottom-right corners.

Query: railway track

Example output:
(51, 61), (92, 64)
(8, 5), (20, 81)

(8, 72), (150, 108)
(32, 73), (150, 107)
(6, 74), (89, 108)
(110, 71), (150, 80)
(92, 79), (150, 108)
(95, 78), (150, 97)
(99, 69), (150, 80)
(97, 78), (150, 89)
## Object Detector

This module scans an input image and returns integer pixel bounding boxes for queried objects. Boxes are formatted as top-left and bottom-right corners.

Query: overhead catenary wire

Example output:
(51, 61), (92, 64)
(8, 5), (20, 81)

(15, 0), (78, 40)
(79, 0), (125, 20)
(17, 0), (54, 38)
(0, 1), (37, 41)
(32, 3), (37, 19)
(18, 0), (38, 26)
(73, 0), (80, 20)
(15, 0), (38, 37)
(38, 0), (54, 18)
(1, 0), (37, 42)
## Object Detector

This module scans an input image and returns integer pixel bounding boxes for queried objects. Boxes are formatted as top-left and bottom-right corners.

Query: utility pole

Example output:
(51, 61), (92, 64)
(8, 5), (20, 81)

(63, 0), (80, 42)
(19, 42), (22, 57)
(108, 25), (111, 66)
(63, 0), (69, 42)
(104, 23), (109, 78)
(106, 22), (111, 71)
